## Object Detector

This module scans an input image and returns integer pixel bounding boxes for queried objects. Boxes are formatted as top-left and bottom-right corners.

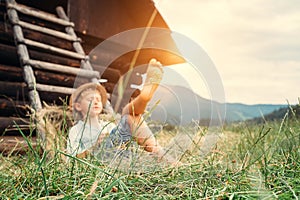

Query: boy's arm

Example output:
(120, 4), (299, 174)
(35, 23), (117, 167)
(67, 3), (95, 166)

(76, 131), (110, 158)
(68, 125), (97, 159)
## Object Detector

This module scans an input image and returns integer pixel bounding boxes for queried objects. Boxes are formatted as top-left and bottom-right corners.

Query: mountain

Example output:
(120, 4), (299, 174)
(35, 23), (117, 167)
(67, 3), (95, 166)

(225, 103), (287, 122)
(250, 104), (300, 123)
(147, 85), (287, 125)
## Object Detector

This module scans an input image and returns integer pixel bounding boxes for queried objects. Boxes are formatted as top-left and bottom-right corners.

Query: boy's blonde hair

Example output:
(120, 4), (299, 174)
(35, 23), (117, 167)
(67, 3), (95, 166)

(69, 83), (108, 120)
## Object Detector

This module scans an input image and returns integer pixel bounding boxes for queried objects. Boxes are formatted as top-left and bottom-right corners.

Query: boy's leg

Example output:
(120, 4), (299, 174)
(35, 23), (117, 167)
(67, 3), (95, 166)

(122, 58), (163, 115)
(128, 115), (161, 152)
(127, 115), (179, 164)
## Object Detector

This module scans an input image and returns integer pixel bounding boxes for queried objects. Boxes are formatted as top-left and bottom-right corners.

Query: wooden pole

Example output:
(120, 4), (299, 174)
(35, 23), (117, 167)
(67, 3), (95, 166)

(36, 83), (75, 94)
(25, 59), (100, 79)
(0, 98), (29, 117)
(6, 1), (74, 27)
(22, 38), (85, 60)
(17, 20), (78, 42)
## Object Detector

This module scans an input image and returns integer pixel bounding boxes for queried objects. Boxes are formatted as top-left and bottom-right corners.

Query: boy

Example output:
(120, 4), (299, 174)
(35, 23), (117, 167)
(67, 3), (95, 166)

(67, 59), (177, 165)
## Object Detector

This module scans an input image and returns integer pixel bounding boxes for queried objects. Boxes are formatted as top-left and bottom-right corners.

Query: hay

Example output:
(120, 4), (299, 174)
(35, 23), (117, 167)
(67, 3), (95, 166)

(36, 103), (73, 160)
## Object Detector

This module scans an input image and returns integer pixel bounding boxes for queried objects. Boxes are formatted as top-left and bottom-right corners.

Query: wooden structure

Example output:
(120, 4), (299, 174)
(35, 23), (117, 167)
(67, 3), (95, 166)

(0, 0), (184, 154)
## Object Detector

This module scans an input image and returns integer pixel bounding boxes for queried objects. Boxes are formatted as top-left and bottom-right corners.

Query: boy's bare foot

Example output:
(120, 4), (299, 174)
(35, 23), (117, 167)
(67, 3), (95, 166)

(140, 58), (164, 101)
(145, 58), (163, 85)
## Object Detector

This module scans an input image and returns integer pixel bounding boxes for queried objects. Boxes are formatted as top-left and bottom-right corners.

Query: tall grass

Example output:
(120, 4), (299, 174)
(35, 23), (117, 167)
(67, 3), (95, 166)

(0, 110), (299, 199)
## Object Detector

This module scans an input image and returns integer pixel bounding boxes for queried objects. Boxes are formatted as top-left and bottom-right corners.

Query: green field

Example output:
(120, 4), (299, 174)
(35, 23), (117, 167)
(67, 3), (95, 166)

(0, 110), (299, 199)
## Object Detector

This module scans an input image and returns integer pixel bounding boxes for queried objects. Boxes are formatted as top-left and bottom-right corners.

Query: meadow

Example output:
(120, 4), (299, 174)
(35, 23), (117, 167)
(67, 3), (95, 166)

(0, 107), (299, 199)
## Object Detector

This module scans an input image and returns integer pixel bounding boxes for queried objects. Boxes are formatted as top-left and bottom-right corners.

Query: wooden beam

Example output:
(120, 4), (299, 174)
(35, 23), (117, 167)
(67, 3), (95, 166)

(0, 22), (75, 52)
(7, 1), (74, 27)
(56, 6), (97, 83)
(23, 28), (74, 51)
(0, 135), (37, 155)
(16, 20), (78, 42)
(25, 59), (100, 79)
(0, 98), (29, 117)
(0, 81), (28, 102)
(22, 38), (85, 60)
(0, 43), (80, 69)
(34, 68), (87, 87)
(0, 116), (31, 134)
(0, 63), (23, 82)
(92, 64), (121, 84)
(36, 83), (75, 94)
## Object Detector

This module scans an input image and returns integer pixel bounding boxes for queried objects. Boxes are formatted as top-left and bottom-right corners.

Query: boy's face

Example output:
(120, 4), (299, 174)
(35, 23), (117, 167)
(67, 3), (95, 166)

(74, 90), (103, 118)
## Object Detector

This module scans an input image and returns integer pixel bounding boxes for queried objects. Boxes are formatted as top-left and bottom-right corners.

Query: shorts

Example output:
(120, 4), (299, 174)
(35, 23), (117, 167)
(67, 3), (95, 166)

(93, 115), (134, 162)
(107, 115), (132, 148)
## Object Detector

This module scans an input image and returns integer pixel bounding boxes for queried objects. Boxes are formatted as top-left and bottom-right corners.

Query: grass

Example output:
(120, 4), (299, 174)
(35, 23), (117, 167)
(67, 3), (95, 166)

(0, 111), (299, 199)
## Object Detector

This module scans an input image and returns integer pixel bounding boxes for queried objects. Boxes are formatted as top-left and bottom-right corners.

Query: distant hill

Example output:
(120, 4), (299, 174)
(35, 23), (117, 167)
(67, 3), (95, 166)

(250, 104), (300, 123)
(225, 103), (287, 122)
(148, 85), (288, 125)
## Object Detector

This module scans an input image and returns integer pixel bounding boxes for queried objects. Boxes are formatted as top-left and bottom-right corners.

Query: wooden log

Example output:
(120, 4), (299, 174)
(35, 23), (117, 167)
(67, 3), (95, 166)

(23, 28), (74, 51)
(0, 135), (37, 155)
(0, 63), (90, 88)
(76, 32), (104, 54)
(0, 21), (15, 43)
(91, 55), (134, 76)
(6, 1), (74, 44)
(0, 116), (31, 135)
(0, 21), (75, 52)
(38, 91), (70, 105)
(0, 81), (70, 106)
(34, 68), (88, 87)
(7, 1), (74, 27)
(0, 42), (79, 69)
(15, 20), (78, 42)
(0, 81), (28, 99)
(92, 64), (121, 84)
(0, 63), (23, 82)
(0, 44), (80, 70)
(0, 81), (45, 110)
(36, 83), (75, 94)
(56, 7), (84, 55)
(28, 45), (81, 67)
(22, 38), (85, 60)
(0, 81), (55, 109)
(0, 98), (30, 117)
(56, 7), (97, 83)
(0, 81), (70, 108)
(25, 59), (100, 78)
(0, 43), (20, 67)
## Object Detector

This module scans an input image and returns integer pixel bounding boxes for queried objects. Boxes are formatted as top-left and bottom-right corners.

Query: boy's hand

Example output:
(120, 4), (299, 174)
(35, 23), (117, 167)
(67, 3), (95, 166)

(76, 150), (89, 159)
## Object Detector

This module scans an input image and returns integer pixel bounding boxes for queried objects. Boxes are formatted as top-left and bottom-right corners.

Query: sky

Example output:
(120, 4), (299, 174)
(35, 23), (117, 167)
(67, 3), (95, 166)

(153, 0), (300, 105)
